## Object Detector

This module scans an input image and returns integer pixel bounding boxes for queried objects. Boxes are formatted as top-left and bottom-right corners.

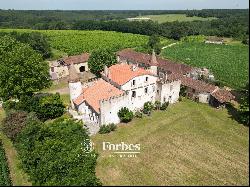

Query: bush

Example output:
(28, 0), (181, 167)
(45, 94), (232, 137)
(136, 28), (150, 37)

(118, 107), (134, 123)
(99, 123), (117, 134)
(135, 111), (143, 118)
(143, 102), (154, 115)
(178, 96), (183, 102)
(2, 111), (30, 142)
(0, 141), (12, 186)
(16, 118), (101, 186)
(154, 101), (161, 110)
(160, 102), (169, 110)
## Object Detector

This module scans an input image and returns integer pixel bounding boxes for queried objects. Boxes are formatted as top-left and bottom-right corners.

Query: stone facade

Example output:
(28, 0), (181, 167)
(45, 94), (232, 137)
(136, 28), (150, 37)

(68, 52), (182, 135)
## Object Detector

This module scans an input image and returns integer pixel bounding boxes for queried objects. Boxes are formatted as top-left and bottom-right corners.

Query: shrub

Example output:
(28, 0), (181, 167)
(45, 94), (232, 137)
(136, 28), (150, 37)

(160, 102), (169, 110)
(154, 101), (161, 110)
(143, 102), (154, 115)
(0, 141), (12, 186)
(99, 123), (117, 134)
(2, 111), (29, 142)
(16, 118), (101, 186)
(118, 107), (134, 123)
(178, 96), (183, 102)
(135, 111), (143, 118)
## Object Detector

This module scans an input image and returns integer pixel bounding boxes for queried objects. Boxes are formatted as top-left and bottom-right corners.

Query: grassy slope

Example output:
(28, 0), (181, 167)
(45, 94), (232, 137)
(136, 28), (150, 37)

(161, 42), (249, 89)
(138, 14), (216, 23)
(0, 109), (31, 186)
(92, 99), (249, 186)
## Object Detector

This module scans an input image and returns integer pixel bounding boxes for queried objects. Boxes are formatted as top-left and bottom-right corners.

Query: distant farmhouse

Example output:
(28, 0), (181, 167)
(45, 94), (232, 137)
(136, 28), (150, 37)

(65, 49), (234, 134)
(205, 36), (224, 44)
(49, 53), (91, 80)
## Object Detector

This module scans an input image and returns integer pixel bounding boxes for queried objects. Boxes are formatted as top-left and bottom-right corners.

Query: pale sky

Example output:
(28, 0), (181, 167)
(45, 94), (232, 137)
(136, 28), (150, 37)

(0, 0), (249, 10)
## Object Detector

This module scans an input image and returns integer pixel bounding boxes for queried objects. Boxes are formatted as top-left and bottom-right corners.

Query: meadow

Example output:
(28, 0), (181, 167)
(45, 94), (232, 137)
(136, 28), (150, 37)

(161, 42), (249, 89)
(137, 14), (216, 23)
(92, 99), (249, 186)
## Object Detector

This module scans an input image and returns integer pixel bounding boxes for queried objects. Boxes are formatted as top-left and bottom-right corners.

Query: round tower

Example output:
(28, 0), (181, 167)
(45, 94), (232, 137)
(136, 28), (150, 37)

(68, 64), (82, 109)
(150, 50), (158, 76)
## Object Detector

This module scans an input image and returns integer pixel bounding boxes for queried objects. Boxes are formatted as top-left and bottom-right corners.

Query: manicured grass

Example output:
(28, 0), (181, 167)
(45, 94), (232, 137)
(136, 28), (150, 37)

(137, 14), (216, 23)
(92, 99), (249, 186)
(0, 109), (31, 186)
(161, 42), (249, 89)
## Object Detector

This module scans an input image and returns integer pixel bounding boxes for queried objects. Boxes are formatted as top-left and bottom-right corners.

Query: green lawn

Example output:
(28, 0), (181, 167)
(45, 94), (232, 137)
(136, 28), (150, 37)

(161, 42), (249, 89)
(0, 109), (31, 186)
(137, 14), (216, 23)
(92, 99), (249, 186)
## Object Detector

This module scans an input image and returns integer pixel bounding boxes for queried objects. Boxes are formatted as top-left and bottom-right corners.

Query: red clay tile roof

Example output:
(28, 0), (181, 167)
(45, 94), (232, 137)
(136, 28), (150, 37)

(166, 73), (183, 82)
(117, 49), (193, 75)
(211, 89), (235, 103)
(63, 53), (90, 65)
(181, 77), (217, 93)
(105, 63), (153, 86)
(73, 79), (124, 113)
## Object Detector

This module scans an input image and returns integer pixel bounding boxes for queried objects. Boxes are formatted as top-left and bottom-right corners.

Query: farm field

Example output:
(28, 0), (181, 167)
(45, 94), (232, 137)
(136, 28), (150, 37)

(92, 99), (249, 186)
(161, 42), (249, 89)
(137, 14), (216, 23)
(0, 29), (149, 56)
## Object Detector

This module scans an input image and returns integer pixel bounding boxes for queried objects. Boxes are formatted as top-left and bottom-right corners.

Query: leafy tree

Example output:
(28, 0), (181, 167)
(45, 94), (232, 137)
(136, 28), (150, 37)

(148, 34), (161, 55)
(118, 107), (134, 123)
(238, 83), (249, 126)
(16, 117), (101, 186)
(88, 49), (117, 76)
(2, 111), (38, 142)
(0, 36), (51, 101)
(2, 111), (29, 142)
(9, 32), (52, 59)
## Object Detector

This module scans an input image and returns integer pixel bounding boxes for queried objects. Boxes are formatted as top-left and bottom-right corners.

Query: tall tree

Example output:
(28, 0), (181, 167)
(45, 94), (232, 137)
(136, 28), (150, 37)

(238, 83), (249, 126)
(0, 36), (51, 100)
(148, 34), (161, 54)
(88, 49), (117, 76)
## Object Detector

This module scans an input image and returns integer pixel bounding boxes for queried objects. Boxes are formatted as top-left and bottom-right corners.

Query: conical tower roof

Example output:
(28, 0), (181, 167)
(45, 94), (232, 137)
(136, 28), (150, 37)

(150, 50), (158, 66)
(68, 64), (80, 83)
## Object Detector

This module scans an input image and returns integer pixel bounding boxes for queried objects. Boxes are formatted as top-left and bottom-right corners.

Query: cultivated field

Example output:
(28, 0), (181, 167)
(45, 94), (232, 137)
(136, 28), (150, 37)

(137, 14), (216, 23)
(0, 29), (149, 56)
(92, 99), (249, 186)
(161, 42), (249, 89)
